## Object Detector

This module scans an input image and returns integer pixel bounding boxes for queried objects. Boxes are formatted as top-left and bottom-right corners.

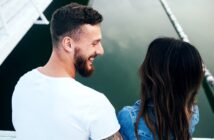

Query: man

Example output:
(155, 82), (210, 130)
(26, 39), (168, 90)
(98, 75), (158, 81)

(12, 3), (122, 140)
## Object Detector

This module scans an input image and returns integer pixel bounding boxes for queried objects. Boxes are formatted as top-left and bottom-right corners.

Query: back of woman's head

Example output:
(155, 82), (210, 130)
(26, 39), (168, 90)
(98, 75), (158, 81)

(136, 37), (204, 140)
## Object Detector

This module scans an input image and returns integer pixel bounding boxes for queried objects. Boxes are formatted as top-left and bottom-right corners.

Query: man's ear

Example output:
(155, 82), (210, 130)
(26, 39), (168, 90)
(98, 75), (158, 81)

(62, 36), (74, 52)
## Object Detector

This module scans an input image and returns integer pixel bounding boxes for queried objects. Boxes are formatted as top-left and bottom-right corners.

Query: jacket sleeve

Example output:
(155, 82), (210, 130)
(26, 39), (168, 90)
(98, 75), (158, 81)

(117, 107), (136, 140)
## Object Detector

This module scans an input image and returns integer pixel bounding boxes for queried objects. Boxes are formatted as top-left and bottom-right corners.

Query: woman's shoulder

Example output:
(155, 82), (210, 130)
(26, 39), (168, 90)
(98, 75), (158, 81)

(117, 100), (154, 140)
(118, 100), (141, 122)
(117, 100), (140, 140)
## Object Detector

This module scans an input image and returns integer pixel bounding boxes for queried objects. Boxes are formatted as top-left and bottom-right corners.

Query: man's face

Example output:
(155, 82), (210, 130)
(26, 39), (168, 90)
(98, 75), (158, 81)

(74, 24), (104, 77)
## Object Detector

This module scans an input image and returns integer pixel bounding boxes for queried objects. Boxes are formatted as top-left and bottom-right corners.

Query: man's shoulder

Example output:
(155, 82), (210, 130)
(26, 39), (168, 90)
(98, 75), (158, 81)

(72, 80), (114, 108)
(19, 68), (38, 79)
(15, 68), (37, 86)
(74, 81), (100, 93)
(74, 80), (108, 99)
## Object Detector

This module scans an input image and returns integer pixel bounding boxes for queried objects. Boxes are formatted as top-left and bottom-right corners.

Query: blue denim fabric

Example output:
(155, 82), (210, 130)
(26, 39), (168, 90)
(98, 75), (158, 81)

(117, 100), (199, 140)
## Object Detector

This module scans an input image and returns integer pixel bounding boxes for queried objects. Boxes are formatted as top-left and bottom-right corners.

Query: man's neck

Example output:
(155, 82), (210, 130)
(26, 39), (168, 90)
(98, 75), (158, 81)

(38, 50), (76, 78)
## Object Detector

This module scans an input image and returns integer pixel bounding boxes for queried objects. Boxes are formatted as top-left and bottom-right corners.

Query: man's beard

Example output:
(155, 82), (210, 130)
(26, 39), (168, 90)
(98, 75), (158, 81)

(74, 49), (95, 77)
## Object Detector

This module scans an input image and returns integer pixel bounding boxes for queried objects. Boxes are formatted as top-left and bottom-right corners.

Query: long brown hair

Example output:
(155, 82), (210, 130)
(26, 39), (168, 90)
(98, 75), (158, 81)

(135, 37), (204, 140)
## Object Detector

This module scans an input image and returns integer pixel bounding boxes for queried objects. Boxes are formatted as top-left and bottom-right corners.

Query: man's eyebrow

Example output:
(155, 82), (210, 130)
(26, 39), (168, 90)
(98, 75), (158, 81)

(92, 39), (101, 43)
(95, 39), (101, 42)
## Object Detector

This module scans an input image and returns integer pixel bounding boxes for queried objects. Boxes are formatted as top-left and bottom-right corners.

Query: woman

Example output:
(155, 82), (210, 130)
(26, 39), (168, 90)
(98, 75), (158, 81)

(117, 37), (204, 140)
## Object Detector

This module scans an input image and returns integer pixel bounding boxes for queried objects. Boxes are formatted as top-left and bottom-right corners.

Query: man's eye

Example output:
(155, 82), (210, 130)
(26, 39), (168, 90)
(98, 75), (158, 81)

(92, 42), (98, 46)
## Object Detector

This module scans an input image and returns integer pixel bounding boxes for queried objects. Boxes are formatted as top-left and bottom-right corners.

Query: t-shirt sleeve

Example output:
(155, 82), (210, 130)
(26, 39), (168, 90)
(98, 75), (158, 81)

(117, 107), (136, 140)
(89, 94), (120, 140)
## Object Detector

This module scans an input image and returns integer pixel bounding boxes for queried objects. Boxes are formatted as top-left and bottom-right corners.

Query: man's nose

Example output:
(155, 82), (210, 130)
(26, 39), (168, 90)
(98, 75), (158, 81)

(96, 43), (104, 56)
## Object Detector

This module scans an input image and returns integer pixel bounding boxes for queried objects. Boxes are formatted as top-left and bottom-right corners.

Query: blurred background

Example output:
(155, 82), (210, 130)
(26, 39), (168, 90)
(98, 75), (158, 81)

(0, 0), (213, 138)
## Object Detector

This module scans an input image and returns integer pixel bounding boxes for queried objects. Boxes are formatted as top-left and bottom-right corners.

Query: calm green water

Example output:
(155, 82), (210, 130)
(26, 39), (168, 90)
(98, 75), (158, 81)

(77, 0), (214, 137)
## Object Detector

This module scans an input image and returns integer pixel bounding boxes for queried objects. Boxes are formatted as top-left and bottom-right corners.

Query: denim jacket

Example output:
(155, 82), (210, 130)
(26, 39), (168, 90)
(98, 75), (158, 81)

(117, 100), (199, 140)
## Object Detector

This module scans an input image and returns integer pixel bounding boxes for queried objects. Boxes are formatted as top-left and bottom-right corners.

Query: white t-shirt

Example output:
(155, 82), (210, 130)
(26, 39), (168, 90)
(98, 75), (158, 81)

(12, 69), (120, 140)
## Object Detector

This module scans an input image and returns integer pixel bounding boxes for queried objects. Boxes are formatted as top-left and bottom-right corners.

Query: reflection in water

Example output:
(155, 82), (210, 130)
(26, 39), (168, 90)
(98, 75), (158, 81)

(77, 0), (214, 138)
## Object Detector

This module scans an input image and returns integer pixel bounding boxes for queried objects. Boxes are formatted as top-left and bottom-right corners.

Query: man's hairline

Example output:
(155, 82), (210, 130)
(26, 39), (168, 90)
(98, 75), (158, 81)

(52, 23), (102, 47)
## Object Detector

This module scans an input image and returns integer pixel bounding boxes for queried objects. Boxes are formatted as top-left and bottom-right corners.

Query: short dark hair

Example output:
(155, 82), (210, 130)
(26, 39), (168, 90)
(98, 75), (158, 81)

(50, 2), (103, 46)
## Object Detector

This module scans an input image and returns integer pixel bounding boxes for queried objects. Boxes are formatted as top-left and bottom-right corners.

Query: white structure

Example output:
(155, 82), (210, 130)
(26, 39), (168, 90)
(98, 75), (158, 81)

(0, 131), (15, 140)
(0, 130), (213, 140)
(0, 0), (52, 65)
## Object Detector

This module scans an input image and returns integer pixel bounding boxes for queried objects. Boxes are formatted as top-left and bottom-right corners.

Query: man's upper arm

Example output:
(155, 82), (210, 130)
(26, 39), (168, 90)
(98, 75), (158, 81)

(89, 94), (120, 139)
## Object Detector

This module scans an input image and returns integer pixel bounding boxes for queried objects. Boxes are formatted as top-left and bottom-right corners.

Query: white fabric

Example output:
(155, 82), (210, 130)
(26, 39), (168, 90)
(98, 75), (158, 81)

(12, 68), (120, 140)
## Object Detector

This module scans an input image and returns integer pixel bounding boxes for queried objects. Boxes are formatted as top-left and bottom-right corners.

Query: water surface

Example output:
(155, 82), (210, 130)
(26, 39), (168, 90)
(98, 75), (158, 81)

(77, 0), (214, 137)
